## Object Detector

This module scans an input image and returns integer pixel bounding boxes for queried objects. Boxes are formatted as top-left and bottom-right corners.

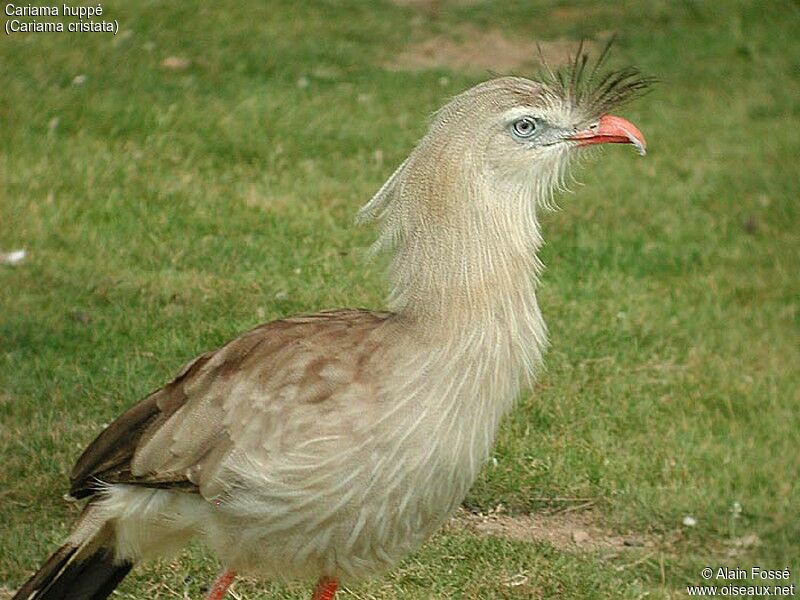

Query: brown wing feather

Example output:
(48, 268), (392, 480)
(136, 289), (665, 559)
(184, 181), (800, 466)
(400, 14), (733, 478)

(69, 351), (214, 498)
(68, 309), (392, 500)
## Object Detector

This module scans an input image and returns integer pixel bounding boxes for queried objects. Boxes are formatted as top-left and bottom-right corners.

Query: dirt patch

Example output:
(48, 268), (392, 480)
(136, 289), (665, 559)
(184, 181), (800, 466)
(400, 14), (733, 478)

(392, 0), (480, 8)
(449, 507), (654, 552)
(386, 27), (589, 74)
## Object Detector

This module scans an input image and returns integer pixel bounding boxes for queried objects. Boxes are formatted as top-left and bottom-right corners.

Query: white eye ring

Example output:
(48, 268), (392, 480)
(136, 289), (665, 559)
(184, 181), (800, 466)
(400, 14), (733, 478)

(511, 117), (538, 138)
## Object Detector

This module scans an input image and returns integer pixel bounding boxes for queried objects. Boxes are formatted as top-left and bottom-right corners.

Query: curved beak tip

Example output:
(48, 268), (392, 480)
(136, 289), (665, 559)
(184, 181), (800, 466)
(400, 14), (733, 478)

(570, 114), (647, 157)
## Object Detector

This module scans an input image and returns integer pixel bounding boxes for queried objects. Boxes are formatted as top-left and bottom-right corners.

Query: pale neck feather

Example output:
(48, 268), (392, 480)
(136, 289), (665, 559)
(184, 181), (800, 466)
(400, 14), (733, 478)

(360, 143), (570, 384)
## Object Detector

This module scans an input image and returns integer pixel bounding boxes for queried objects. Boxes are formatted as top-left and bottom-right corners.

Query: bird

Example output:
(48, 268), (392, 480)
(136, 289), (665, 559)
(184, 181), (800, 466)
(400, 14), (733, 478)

(13, 46), (651, 600)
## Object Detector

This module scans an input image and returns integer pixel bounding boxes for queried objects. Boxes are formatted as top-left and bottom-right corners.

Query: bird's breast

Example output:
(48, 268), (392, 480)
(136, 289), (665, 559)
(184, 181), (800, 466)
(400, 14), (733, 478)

(213, 352), (519, 582)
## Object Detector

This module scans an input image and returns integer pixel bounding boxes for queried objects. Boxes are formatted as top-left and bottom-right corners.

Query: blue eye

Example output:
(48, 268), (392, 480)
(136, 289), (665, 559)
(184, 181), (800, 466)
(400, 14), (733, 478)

(512, 117), (538, 138)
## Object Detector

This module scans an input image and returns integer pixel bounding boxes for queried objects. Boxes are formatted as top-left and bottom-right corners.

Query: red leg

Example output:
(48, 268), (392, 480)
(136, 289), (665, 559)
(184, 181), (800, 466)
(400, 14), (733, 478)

(312, 576), (338, 600)
(205, 569), (236, 600)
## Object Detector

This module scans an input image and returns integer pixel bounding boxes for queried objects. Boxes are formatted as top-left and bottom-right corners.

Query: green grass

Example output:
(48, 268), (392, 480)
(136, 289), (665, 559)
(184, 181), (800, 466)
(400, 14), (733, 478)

(1, 0), (798, 598)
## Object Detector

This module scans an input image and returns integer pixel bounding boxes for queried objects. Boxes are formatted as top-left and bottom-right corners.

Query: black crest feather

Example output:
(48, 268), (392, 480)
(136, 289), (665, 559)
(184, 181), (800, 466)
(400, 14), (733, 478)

(539, 36), (656, 118)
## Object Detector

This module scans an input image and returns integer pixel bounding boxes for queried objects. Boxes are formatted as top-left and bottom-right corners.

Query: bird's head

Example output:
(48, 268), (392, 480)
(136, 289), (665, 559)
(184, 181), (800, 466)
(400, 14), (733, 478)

(449, 73), (648, 188)
(358, 44), (653, 233)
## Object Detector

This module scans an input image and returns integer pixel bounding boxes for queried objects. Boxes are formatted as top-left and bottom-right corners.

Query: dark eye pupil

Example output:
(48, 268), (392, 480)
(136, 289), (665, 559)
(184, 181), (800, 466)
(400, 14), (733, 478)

(514, 118), (536, 136)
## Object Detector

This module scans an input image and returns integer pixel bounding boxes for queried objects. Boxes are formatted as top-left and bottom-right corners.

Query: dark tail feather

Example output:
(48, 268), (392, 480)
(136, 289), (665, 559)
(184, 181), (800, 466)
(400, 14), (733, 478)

(12, 544), (77, 600)
(13, 506), (133, 600)
(13, 546), (132, 600)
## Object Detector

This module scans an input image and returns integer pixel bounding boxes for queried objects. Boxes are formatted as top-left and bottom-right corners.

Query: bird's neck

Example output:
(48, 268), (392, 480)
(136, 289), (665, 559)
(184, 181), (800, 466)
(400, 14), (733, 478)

(388, 177), (549, 383)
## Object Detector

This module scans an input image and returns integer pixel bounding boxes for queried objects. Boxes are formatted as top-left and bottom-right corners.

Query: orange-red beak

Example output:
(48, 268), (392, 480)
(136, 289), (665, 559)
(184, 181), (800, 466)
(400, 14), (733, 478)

(569, 114), (647, 156)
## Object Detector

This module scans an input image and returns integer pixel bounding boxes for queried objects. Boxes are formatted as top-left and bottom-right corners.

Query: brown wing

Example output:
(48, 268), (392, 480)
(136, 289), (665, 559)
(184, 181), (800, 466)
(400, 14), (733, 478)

(68, 309), (393, 500)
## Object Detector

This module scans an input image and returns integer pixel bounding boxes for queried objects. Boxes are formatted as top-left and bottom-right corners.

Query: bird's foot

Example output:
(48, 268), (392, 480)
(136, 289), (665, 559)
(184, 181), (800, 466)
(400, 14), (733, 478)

(205, 569), (236, 600)
(312, 576), (338, 600)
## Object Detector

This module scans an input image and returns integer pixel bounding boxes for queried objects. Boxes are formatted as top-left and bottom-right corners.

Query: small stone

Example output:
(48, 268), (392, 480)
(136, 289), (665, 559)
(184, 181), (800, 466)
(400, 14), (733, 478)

(682, 515), (697, 527)
(0, 249), (26, 266)
(72, 74), (87, 85)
